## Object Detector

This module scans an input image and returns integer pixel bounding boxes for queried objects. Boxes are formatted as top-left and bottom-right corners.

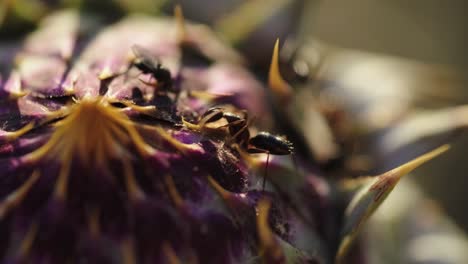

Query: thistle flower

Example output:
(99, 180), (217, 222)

(0, 8), (457, 264)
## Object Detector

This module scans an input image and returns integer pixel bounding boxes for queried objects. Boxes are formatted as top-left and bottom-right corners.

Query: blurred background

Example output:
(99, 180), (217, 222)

(1, 0), (467, 262)
(309, 0), (468, 231)
(310, 0), (468, 234)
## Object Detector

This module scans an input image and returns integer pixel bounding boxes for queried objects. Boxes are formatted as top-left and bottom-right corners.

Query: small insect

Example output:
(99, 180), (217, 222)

(131, 44), (173, 92)
(188, 107), (294, 190)
(247, 132), (294, 155)
(246, 132), (294, 190)
(194, 106), (251, 147)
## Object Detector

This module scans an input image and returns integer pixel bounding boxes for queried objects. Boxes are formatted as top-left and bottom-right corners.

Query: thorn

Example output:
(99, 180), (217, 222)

(268, 39), (292, 103)
(370, 144), (450, 202)
(336, 144), (451, 263)
(0, 170), (40, 219)
(338, 176), (374, 192)
(382, 144), (450, 182)
(174, 4), (187, 43)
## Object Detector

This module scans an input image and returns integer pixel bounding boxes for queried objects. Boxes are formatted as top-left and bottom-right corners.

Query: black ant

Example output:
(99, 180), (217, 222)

(192, 106), (251, 147)
(187, 107), (294, 190)
(246, 132), (294, 190)
(131, 44), (173, 92)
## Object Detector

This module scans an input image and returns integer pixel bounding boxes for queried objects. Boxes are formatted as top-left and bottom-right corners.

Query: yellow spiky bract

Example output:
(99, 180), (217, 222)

(268, 39), (292, 103)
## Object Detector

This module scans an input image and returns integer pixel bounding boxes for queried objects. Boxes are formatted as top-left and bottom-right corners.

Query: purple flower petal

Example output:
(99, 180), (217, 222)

(21, 10), (79, 59)
(16, 55), (68, 97)
(0, 11), (347, 264)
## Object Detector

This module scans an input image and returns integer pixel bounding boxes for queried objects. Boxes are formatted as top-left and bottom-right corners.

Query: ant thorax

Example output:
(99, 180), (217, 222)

(200, 117), (232, 136)
(183, 105), (250, 140)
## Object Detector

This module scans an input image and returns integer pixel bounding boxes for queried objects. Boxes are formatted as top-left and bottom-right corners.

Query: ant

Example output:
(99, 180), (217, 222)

(198, 107), (250, 146)
(131, 44), (173, 92)
(247, 132), (294, 190)
(188, 107), (294, 190)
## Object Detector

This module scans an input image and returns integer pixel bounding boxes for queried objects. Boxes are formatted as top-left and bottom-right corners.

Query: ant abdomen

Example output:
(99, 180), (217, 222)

(247, 132), (294, 155)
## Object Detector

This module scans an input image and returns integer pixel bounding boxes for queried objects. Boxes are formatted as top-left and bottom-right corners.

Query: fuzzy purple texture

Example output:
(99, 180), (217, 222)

(0, 11), (330, 264)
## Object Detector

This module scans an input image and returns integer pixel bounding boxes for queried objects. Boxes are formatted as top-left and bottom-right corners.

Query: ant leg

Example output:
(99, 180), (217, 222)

(198, 110), (223, 129)
(217, 119), (245, 132)
(200, 111), (220, 127)
(183, 109), (224, 131)
(227, 118), (254, 144)
(262, 152), (270, 192)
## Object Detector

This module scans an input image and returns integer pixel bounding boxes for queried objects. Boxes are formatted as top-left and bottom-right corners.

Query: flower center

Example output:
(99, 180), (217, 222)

(27, 97), (154, 167)
(24, 97), (155, 200)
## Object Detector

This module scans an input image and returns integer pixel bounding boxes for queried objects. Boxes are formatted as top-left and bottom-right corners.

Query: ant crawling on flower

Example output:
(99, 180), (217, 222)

(185, 106), (294, 190)
(131, 44), (173, 93)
